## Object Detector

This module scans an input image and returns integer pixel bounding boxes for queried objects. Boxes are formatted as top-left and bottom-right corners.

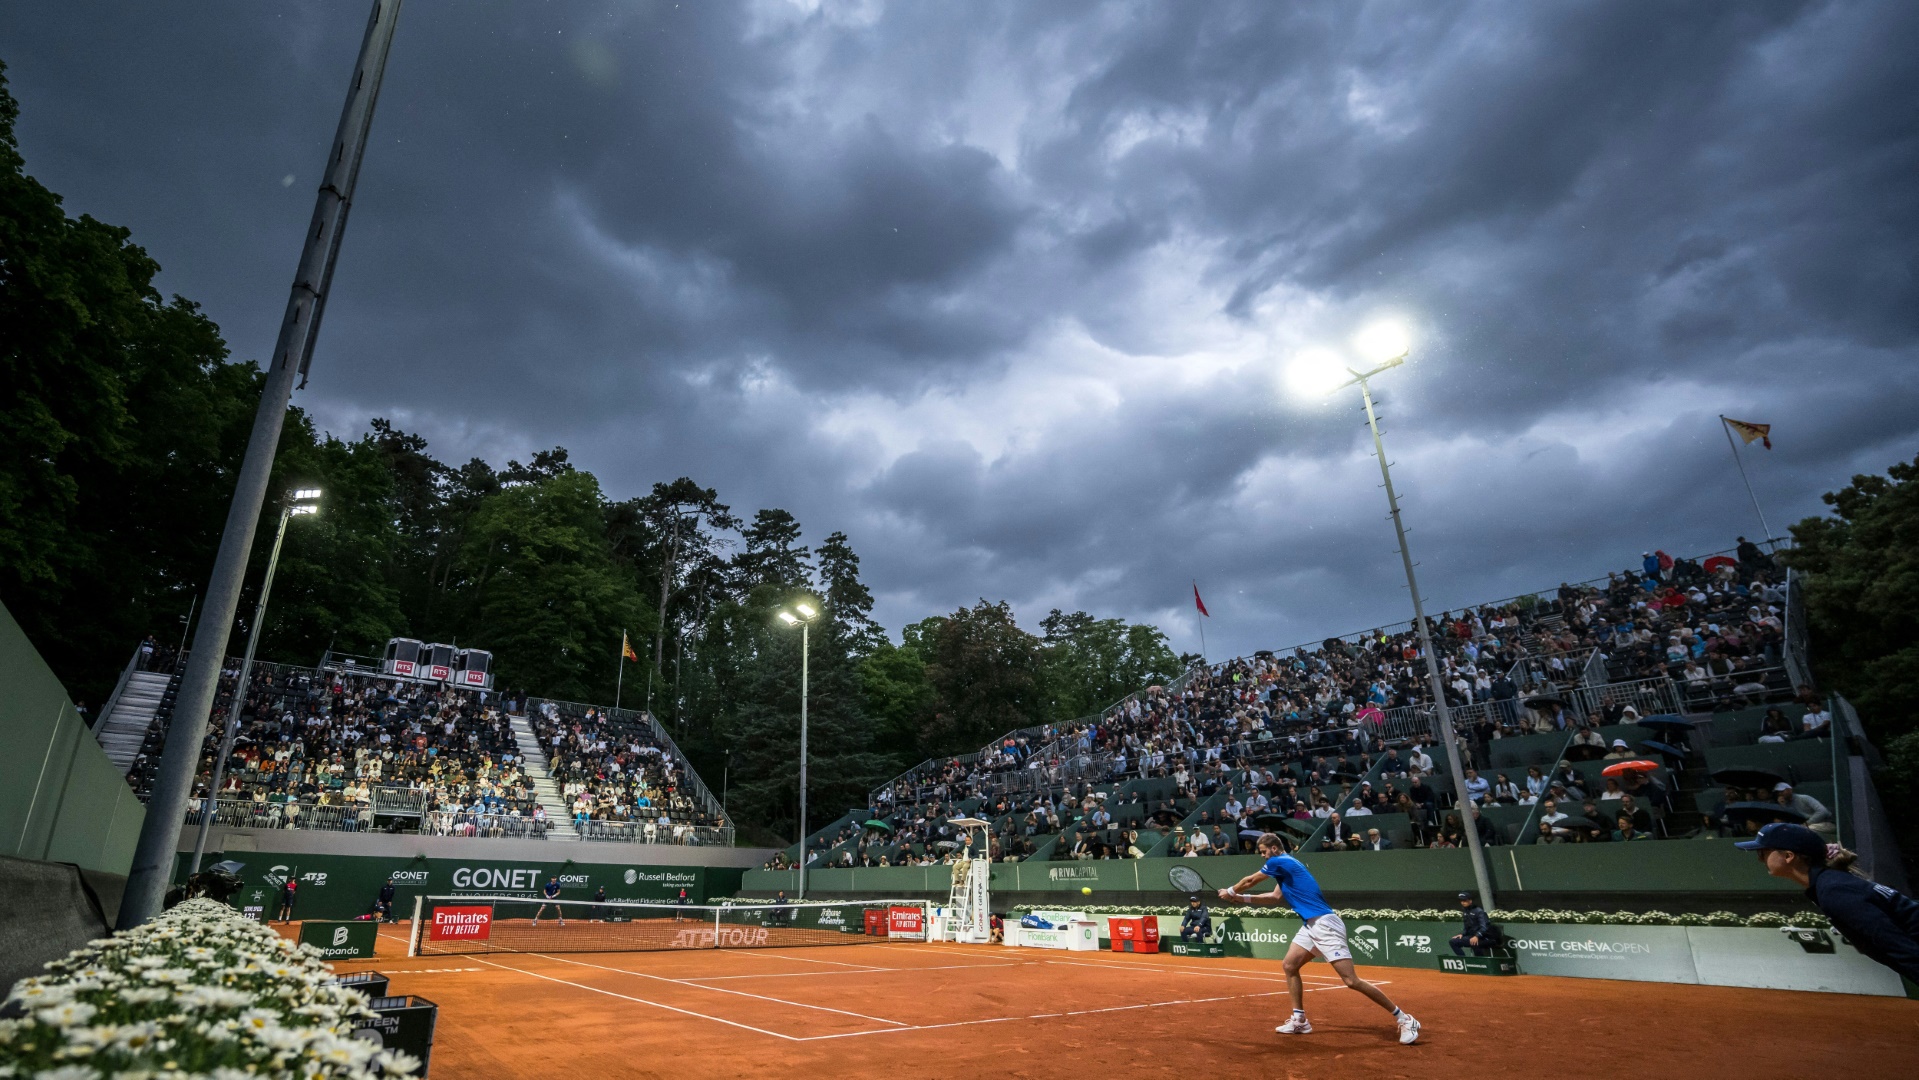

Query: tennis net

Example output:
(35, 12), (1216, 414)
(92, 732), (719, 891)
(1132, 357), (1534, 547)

(406, 895), (930, 956)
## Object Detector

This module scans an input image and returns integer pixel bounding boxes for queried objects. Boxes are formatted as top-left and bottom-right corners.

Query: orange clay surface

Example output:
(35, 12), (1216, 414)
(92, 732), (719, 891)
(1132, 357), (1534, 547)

(291, 921), (1918, 1080)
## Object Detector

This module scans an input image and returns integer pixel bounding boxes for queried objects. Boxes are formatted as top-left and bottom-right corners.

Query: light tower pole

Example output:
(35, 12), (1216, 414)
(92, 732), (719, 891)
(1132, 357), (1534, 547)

(188, 489), (321, 875)
(1289, 325), (1496, 910)
(777, 601), (820, 899)
(119, 0), (404, 928)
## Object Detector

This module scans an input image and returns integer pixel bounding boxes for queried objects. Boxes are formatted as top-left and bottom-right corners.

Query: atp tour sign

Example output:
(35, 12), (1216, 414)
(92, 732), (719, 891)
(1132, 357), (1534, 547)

(429, 905), (494, 941)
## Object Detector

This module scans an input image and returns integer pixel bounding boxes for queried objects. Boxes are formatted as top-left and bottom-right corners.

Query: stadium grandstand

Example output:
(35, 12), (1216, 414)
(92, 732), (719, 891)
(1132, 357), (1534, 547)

(87, 639), (731, 847)
(780, 538), (1874, 888)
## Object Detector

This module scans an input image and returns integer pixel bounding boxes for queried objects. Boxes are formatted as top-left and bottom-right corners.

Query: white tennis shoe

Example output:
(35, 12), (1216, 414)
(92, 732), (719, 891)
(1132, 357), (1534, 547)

(1274, 1015), (1312, 1035)
(1396, 1013), (1421, 1044)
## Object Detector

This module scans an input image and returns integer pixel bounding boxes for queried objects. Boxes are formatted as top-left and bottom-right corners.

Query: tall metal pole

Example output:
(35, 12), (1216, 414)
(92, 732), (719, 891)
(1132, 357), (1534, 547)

(1355, 373), (1497, 910)
(119, 0), (404, 928)
(189, 505), (292, 874)
(798, 619), (810, 901)
(174, 594), (197, 664)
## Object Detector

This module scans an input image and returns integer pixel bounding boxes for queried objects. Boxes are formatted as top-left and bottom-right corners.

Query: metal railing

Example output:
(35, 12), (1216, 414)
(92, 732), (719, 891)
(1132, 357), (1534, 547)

(372, 785), (427, 817)
(1783, 571), (1813, 691)
(576, 819), (734, 846)
(187, 799), (374, 833)
(422, 809), (551, 839)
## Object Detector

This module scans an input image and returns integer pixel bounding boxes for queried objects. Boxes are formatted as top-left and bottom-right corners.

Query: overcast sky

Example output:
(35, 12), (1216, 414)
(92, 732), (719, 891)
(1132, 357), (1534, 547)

(6, 1), (1915, 659)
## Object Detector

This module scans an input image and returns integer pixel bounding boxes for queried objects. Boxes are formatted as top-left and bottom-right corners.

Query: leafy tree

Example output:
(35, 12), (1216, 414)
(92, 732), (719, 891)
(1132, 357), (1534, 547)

(919, 600), (1045, 755)
(1038, 609), (1181, 722)
(817, 530), (884, 656)
(458, 470), (651, 701)
(735, 508), (812, 590)
(1784, 455), (1919, 865)
(1785, 454), (1919, 742)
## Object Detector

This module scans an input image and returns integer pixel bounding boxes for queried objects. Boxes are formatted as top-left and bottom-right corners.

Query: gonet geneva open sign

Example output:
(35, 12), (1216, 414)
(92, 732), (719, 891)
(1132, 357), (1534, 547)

(429, 905), (493, 941)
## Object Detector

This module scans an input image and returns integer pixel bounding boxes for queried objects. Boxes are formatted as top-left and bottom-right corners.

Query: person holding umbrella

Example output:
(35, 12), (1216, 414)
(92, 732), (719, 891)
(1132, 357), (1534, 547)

(1739, 823), (1919, 985)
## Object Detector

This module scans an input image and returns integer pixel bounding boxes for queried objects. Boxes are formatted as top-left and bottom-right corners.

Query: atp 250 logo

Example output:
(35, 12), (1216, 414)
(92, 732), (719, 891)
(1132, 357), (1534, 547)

(1395, 933), (1433, 954)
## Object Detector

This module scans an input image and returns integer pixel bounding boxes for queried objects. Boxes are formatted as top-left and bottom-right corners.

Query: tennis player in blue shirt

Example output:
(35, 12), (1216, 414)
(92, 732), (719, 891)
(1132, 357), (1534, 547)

(1220, 833), (1420, 1044)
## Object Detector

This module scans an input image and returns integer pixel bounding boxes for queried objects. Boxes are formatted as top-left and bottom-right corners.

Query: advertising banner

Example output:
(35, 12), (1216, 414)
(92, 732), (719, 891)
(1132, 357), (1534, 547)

(427, 905), (493, 942)
(1504, 925), (1699, 984)
(209, 853), (709, 922)
(887, 906), (925, 938)
(298, 920), (379, 960)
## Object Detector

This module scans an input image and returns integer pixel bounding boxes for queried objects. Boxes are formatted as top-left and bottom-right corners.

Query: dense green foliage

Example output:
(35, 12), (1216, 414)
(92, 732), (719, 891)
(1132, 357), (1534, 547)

(1785, 454), (1919, 863)
(0, 63), (1177, 838)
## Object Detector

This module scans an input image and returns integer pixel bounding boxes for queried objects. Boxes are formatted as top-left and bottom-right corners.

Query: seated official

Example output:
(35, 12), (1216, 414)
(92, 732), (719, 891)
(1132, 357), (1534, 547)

(1450, 892), (1496, 956)
(1179, 896), (1213, 941)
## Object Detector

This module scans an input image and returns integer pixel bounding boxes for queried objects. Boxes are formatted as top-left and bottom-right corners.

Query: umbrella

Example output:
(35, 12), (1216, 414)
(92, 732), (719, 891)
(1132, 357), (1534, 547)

(1712, 767), (1788, 790)
(1724, 801), (1805, 825)
(1525, 696), (1570, 711)
(1639, 739), (1686, 759)
(1541, 815), (1591, 832)
(1252, 813), (1291, 830)
(934, 840), (961, 851)
(862, 819), (893, 832)
(1703, 555), (1738, 574)
(1601, 759), (1661, 777)
(1635, 714), (1695, 731)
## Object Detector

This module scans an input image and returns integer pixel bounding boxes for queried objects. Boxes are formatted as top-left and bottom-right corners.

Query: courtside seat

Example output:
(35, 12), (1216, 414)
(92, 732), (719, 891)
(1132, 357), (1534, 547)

(1478, 803), (1532, 844)
(1704, 741), (1832, 785)
(1708, 704), (1806, 747)
(1487, 731), (1569, 771)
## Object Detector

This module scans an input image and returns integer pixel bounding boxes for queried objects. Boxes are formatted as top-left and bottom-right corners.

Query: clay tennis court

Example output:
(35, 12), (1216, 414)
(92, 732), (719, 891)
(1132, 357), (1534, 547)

(310, 923), (1917, 1079)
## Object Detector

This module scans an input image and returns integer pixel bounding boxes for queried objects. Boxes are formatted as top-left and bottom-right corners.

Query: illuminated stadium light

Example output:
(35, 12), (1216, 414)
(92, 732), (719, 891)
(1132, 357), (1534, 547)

(1353, 320), (1411, 365)
(777, 611), (799, 625)
(776, 599), (822, 899)
(1284, 347), (1352, 399)
(794, 601), (817, 619)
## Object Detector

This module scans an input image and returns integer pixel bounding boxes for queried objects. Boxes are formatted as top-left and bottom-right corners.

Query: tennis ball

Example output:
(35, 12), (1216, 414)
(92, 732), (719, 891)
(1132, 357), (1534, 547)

(1081, 886), (1093, 896)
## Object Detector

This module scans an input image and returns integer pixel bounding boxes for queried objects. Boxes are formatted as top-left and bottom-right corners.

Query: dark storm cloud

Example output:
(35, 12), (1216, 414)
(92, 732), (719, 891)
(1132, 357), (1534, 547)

(4, 0), (1915, 659)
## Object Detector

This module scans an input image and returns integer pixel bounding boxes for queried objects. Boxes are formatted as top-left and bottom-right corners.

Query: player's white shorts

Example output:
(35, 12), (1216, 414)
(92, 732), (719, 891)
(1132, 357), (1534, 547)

(1297, 913), (1351, 963)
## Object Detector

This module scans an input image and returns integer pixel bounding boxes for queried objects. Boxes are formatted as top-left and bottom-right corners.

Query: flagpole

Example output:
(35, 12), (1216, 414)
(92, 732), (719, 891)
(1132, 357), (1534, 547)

(1719, 415), (1775, 548)
(616, 628), (626, 710)
(1194, 581), (1208, 660)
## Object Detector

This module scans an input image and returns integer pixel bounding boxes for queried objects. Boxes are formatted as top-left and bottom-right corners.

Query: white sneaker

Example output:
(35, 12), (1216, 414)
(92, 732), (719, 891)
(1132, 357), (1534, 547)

(1396, 1013), (1420, 1045)
(558, 919), (566, 926)
(1275, 1015), (1313, 1035)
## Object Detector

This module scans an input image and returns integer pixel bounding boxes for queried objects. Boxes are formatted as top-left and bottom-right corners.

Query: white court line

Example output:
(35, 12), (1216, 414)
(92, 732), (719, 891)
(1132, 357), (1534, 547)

(687, 961), (1037, 982)
(718, 950), (886, 970)
(1040, 958), (1341, 986)
(794, 985), (1379, 1043)
(472, 957), (800, 1041)
(524, 953), (910, 1027)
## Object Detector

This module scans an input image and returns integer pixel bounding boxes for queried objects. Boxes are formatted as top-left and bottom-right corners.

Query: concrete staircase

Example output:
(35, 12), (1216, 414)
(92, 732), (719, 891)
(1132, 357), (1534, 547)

(507, 711), (577, 840)
(95, 670), (174, 774)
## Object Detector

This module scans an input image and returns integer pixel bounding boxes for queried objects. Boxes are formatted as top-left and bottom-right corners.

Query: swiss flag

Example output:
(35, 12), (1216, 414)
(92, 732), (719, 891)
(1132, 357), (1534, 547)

(1193, 583), (1210, 618)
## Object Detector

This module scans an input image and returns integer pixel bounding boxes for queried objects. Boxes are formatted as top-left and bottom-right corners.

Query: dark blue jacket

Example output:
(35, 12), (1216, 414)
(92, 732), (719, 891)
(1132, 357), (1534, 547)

(1181, 906), (1212, 935)
(1807, 866), (1919, 981)
(1459, 903), (1493, 941)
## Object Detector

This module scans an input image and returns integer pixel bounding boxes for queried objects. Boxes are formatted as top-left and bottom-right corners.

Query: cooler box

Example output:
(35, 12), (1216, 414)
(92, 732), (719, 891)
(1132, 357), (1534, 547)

(352, 995), (437, 1075)
(863, 908), (890, 936)
(1108, 916), (1159, 953)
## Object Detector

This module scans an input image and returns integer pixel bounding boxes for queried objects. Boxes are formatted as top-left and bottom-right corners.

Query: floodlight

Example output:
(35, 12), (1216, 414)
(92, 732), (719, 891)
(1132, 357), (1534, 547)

(1284, 348), (1351, 399)
(794, 602), (817, 619)
(292, 488), (323, 501)
(1353, 321), (1411, 365)
(778, 611), (799, 625)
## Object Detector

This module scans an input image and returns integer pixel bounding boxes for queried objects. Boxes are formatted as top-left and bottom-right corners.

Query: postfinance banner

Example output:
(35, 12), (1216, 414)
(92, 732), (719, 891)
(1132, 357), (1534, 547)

(205, 852), (707, 921)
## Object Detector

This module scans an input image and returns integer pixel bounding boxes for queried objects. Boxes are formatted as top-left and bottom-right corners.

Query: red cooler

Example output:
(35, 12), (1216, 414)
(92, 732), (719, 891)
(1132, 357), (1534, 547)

(1108, 916), (1159, 953)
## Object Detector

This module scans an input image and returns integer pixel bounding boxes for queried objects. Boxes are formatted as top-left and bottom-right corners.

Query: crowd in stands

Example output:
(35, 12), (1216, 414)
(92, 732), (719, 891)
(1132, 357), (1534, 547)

(530, 701), (727, 840)
(158, 662), (540, 834)
(827, 538), (1807, 870)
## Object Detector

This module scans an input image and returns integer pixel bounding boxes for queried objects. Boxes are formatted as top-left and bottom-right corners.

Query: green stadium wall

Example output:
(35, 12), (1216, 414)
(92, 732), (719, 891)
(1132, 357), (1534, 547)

(186, 848), (749, 921)
(0, 602), (145, 877)
(741, 843), (1800, 911)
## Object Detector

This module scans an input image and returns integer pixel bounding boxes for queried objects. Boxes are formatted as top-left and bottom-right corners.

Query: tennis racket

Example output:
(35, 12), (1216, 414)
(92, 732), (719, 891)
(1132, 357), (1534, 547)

(1167, 864), (1216, 894)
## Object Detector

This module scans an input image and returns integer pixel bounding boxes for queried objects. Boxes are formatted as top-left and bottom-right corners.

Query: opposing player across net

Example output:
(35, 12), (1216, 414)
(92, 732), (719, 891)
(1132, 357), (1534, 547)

(406, 896), (930, 956)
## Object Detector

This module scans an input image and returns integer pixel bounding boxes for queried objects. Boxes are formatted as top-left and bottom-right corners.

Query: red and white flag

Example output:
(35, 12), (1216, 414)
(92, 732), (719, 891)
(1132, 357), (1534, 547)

(1193, 583), (1210, 618)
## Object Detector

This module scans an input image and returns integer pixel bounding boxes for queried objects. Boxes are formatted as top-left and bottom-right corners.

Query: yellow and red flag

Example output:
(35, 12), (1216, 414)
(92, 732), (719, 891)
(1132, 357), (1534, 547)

(621, 632), (639, 662)
(1723, 417), (1772, 450)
